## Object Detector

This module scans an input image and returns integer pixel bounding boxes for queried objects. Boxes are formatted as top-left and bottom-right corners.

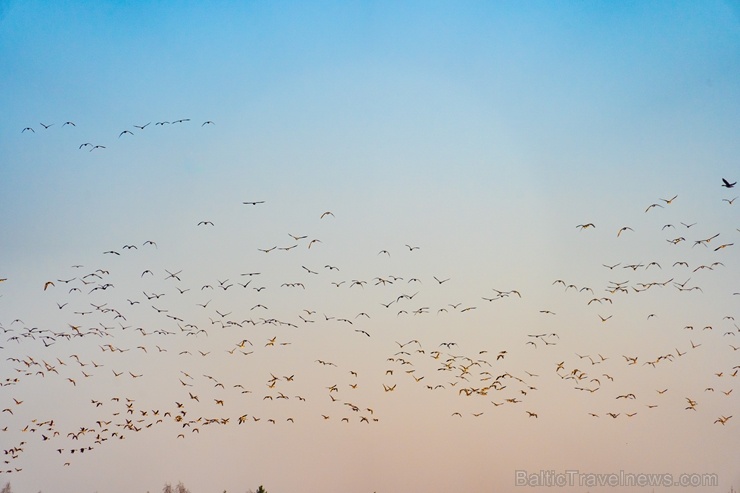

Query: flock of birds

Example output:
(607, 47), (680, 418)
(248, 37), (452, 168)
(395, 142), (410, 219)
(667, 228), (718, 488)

(20, 119), (215, 153)
(2, 121), (738, 480)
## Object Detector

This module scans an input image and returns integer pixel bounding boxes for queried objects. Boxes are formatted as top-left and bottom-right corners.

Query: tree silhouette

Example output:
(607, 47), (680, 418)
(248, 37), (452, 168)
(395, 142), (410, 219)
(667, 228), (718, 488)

(162, 482), (190, 493)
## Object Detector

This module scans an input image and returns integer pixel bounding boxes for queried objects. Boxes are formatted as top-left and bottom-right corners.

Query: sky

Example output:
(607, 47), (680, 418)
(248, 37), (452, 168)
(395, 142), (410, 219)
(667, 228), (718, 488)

(1, 1), (739, 492)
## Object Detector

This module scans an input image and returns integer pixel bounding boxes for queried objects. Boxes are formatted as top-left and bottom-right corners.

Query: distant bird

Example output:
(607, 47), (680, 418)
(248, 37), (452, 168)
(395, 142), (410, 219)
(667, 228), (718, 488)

(660, 195), (677, 204)
(202, 121), (215, 126)
(40, 122), (53, 129)
(721, 178), (736, 188)
(197, 221), (214, 226)
(133, 122), (150, 130)
(320, 211), (335, 219)
(576, 223), (595, 230)
(22, 127), (34, 133)
(243, 201), (265, 205)
(119, 130), (134, 138)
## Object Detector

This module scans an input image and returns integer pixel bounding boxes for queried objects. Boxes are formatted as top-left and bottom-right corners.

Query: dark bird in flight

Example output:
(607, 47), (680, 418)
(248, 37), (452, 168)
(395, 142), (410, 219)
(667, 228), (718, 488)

(721, 178), (736, 188)
(243, 201), (265, 205)
(119, 130), (134, 138)
(133, 122), (150, 129)
(660, 195), (677, 204)
(22, 127), (34, 133)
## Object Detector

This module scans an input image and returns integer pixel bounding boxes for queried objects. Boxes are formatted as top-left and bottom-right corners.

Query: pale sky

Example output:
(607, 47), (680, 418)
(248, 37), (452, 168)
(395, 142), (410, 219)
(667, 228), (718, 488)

(1, 2), (739, 493)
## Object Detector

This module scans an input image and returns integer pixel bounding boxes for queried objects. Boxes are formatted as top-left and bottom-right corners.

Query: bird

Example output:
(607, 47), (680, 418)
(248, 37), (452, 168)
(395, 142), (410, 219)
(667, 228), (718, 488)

(243, 201), (265, 205)
(721, 178), (736, 188)
(576, 223), (595, 230)
(320, 211), (335, 218)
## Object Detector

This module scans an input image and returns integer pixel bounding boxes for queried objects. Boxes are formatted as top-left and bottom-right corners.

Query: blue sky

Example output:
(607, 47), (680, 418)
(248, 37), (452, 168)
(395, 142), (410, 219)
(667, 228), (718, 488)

(1, 2), (739, 493)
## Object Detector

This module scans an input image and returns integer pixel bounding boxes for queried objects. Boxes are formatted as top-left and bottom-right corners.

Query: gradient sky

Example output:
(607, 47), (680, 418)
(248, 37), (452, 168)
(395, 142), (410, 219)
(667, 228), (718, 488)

(1, 2), (739, 493)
